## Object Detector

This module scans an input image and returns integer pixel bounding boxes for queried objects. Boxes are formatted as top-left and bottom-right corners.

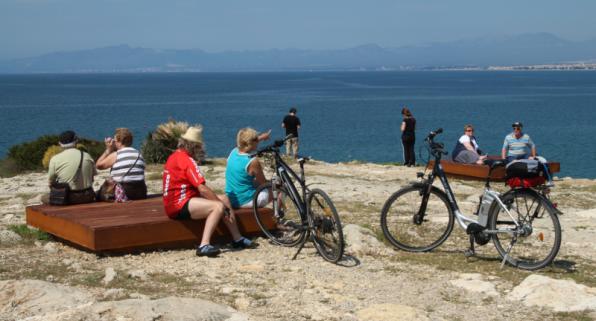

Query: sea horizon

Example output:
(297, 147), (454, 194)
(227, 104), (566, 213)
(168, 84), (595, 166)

(1, 70), (595, 178)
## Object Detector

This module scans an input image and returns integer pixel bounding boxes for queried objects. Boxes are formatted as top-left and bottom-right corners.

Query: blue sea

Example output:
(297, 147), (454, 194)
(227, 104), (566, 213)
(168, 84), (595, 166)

(0, 71), (595, 178)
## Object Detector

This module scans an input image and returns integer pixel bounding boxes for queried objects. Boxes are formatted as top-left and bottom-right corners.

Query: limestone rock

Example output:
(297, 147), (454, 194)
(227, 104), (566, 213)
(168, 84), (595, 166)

(27, 194), (43, 205)
(356, 303), (430, 321)
(127, 269), (149, 281)
(0, 229), (22, 245)
(0, 279), (248, 321)
(0, 279), (94, 319)
(450, 273), (499, 297)
(343, 224), (389, 256)
(102, 288), (127, 300)
(103, 267), (117, 285)
(43, 242), (58, 253)
(509, 274), (596, 312)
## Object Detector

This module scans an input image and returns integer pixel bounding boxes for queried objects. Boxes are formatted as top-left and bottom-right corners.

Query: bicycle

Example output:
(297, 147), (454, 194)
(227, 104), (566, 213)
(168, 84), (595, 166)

(380, 128), (562, 270)
(251, 135), (345, 263)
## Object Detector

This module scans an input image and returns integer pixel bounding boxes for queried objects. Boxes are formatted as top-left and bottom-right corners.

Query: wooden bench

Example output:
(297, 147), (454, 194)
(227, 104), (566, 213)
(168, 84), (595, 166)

(26, 196), (274, 253)
(426, 159), (560, 181)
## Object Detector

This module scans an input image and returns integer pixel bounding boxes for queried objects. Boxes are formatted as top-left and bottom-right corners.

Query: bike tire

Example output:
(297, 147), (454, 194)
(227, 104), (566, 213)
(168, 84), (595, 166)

(253, 182), (305, 247)
(489, 188), (561, 270)
(307, 189), (345, 263)
(380, 184), (454, 252)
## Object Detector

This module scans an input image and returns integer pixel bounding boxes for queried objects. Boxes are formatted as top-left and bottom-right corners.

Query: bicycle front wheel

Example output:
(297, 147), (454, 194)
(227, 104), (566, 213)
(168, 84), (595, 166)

(489, 188), (561, 270)
(380, 185), (454, 252)
(308, 189), (344, 263)
(253, 182), (305, 247)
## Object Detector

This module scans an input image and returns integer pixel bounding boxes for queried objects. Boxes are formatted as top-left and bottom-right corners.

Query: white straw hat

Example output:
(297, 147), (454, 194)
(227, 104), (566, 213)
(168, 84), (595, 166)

(181, 126), (203, 144)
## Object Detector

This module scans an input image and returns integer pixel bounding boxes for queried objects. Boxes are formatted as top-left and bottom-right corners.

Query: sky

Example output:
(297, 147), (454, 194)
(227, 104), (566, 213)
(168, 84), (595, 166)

(1, 0), (595, 60)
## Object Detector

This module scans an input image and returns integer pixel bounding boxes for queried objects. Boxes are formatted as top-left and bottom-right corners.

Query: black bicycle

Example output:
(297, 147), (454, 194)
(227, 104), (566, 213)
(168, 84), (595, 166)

(380, 128), (562, 270)
(251, 135), (345, 263)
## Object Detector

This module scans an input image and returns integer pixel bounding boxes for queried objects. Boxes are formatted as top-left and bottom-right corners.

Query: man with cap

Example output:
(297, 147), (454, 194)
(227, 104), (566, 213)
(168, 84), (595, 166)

(162, 126), (257, 257)
(46, 130), (97, 204)
(281, 107), (301, 158)
(501, 122), (537, 162)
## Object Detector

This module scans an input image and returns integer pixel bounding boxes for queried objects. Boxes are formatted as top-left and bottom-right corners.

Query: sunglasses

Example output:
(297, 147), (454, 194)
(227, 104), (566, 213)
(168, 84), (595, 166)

(465, 129), (474, 132)
(513, 126), (521, 130)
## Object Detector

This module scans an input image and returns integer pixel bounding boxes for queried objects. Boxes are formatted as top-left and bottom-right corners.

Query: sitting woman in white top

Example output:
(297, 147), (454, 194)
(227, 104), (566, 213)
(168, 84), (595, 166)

(225, 127), (271, 209)
(96, 128), (147, 200)
(451, 124), (487, 165)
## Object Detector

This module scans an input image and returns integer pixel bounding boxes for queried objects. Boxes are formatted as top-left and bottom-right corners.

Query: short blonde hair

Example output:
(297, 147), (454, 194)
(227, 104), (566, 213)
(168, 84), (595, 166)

(236, 127), (258, 151)
(464, 124), (474, 132)
(114, 128), (133, 146)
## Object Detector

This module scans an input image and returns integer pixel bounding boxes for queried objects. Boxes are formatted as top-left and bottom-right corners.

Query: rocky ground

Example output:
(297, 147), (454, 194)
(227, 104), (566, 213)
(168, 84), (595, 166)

(1, 160), (596, 321)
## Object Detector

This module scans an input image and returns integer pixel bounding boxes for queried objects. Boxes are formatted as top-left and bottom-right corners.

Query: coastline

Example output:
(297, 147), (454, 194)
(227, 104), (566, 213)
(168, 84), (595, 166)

(1, 159), (596, 320)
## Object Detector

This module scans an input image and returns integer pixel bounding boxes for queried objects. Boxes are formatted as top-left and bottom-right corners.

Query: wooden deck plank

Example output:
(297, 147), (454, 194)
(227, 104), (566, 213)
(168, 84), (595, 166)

(26, 197), (275, 253)
(426, 159), (560, 181)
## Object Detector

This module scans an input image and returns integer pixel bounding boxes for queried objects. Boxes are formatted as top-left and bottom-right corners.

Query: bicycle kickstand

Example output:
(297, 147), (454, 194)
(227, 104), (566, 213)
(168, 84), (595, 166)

(464, 234), (475, 258)
(500, 237), (517, 269)
(291, 231), (309, 260)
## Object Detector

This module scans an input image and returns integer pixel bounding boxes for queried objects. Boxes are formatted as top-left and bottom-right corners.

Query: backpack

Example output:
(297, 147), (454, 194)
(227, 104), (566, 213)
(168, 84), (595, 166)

(506, 159), (543, 178)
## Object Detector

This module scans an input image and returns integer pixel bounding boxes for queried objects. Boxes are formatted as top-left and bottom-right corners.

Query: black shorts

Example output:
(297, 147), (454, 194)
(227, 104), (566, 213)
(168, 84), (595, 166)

(173, 199), (191, 220)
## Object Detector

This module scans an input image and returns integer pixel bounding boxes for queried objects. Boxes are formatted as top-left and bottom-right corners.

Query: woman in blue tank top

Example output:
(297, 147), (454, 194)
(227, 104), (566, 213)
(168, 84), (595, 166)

(225, 128), (271, 208)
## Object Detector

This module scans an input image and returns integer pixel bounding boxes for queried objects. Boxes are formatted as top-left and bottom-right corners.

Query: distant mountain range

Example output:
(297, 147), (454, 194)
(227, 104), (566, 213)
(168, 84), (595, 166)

(1, 33), (596, 73)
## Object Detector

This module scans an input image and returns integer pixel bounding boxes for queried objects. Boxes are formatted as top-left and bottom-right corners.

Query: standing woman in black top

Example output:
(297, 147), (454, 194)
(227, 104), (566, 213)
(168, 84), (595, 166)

(400, 107), (416, 166)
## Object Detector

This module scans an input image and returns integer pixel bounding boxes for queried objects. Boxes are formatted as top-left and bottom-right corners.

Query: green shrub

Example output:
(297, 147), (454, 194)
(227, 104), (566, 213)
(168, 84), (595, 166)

(141, 120), (206, 164)
(5, 135), (104, 173)
(0, 158), (19, 178)
(8, 224), (51, 242)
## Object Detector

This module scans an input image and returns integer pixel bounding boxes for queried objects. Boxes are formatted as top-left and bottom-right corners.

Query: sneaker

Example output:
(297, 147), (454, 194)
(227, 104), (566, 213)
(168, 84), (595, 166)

(196, 244), (221, 257)
(232, 237), (259, 249)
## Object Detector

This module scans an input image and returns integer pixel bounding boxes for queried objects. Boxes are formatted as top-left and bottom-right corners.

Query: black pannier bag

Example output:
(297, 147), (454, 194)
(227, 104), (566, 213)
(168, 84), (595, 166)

(506, 159), (543, 178)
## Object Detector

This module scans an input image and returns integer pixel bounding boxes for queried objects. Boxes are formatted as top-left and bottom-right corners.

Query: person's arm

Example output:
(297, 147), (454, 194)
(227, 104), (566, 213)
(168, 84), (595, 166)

(197, 183), (222, 202)
(529, 136), (537, 158)
(400, 121), (406, 132)
(96, 137), (117, 170)
(463, 142), (476, 152)
(248, 159), (267, 187)
(258, 129), (271, 142)
(501, 138), (509, 159)
(48, 159), (56, 186)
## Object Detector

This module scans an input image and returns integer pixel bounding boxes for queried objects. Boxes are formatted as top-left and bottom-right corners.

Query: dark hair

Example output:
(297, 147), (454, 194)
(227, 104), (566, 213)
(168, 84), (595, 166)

(289, 107), (297, 114)
(401, 107), (412, 117)
(59, 130), (77, 144)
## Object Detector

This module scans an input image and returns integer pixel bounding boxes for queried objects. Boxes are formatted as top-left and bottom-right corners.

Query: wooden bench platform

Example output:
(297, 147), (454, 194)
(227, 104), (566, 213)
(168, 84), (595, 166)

(427, 159), (560, 181)
(26, 197), (274, 253)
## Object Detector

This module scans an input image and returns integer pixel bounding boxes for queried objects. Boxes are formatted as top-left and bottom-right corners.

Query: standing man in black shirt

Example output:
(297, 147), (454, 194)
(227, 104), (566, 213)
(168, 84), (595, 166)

(282, 107), (301, 158)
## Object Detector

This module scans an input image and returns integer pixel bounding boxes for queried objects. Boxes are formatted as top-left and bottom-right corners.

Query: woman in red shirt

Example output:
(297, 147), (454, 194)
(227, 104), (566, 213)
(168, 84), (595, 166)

(163, 126), (256, 257)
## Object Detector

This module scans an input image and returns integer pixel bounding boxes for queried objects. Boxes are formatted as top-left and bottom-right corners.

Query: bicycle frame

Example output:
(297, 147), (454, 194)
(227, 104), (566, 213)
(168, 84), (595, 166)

(425, 160), (519, 234)
(271, 151), (309, 219)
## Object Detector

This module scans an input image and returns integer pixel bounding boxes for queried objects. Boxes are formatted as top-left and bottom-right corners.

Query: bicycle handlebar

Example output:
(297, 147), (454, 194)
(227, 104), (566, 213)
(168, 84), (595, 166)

(251, 134), (295, 158)
(425, 128), (448, 156)
(426, 128), (443, 140)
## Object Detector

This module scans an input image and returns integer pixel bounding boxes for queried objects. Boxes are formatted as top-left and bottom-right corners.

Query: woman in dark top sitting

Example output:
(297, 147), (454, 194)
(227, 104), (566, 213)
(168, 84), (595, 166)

(452, 124), (487, 165)
(400, 107), (416, 167)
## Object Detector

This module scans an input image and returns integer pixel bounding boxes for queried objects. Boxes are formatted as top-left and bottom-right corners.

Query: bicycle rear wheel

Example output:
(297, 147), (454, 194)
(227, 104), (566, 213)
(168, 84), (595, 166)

(308, 189), (344, 263)
(253, 182), (305, 247)
(380, 185), (454, 252)
(489, 188), (561, 270)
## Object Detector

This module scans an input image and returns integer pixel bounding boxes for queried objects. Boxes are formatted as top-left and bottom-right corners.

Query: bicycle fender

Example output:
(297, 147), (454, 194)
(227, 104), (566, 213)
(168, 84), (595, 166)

(500, 188), (563, 216)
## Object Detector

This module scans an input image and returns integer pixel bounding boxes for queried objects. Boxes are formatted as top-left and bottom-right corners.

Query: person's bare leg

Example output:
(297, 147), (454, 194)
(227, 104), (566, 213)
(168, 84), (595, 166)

(217, 194), (242, 241)
(187, 197), (225, 246)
